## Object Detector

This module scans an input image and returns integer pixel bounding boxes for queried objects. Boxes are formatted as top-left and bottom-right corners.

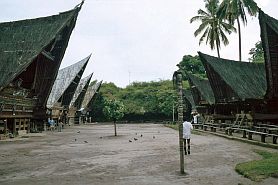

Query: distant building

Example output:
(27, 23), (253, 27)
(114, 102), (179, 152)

(68, 73), (93, 125)
(78, 81), (103, 123)
(46, 55), (91, 125)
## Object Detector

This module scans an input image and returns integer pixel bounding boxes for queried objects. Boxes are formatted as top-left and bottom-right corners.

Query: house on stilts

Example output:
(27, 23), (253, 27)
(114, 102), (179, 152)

(198, 52), (267, 125)
(259, 10), (278, 123)
(68, 73), (93, 125)
(78, 81), (102, 123)
(0, 3), (83, 138)
(46, 55), (90, 125)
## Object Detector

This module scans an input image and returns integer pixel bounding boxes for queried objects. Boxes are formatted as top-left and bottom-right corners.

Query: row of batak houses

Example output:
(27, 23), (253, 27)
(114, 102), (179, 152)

(0, 2), (102, 139)
(176, 9), (278, 127)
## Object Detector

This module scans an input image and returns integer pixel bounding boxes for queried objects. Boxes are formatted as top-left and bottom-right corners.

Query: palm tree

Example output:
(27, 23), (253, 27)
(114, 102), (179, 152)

(218, 0), (258, 61)
(190, 0), (236, 58)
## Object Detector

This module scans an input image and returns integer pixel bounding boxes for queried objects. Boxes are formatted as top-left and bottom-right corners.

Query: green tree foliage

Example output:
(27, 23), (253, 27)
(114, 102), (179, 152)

(103, 99), (125, 122)
(190, 0), (236, 57)
(90, 81), (178, 122)
(103, 99), (125, 136)
(248, 41), (264, 63)
(119, 80), (178, 120)
(218, 0), (258, 61)
(99, 82), (121, 99)
(177, 55), (206, 78)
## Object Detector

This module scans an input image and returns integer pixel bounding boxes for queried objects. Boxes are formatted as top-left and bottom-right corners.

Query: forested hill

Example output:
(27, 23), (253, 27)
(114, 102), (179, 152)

(89, 55), (203, 122)
(90, 80), (188, 122)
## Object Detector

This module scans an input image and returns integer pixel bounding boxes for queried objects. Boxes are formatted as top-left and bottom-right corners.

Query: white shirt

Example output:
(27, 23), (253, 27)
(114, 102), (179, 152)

(193, 115), (198, 124)
(183, 121), (193, 139)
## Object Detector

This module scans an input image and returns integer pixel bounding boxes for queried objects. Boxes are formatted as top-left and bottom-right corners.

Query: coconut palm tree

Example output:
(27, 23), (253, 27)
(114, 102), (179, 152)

(217, 0), (258, 61)
(190, 0), (236, 58)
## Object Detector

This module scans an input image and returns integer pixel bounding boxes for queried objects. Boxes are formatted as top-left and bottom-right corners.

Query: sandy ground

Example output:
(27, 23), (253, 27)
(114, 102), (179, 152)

(0, 123), (277, 185)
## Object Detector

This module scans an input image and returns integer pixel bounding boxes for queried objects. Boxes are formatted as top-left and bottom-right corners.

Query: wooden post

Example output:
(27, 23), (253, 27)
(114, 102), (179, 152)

(13, 119), (16, 135)
(4, 119), (7, 135)
(177, 72), (184, 174)
(114, 121), (117, 136)
(172, 104), (175, 122)
(243, 130), (246, 138)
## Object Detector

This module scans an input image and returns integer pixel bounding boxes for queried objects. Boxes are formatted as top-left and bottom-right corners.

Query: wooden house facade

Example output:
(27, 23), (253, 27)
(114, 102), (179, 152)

(186, 73), (215, 115)
(46, 55), (90, 124)
(198, 52), (267, 114)
(68, 73), (93, 125)
(259, 10), (278, 114)
(0, 4), (83, 137)
(79, 81), (102, 123)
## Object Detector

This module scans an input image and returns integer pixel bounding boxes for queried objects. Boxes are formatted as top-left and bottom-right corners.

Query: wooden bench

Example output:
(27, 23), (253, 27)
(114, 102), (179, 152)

(203, 124), (218, 132)
(268, 134), (278, 144)
(245, 130), (268, 142)
(225, 127), (247, 137)
(245, 130), (278, 144)
(192, 124), (203, 129)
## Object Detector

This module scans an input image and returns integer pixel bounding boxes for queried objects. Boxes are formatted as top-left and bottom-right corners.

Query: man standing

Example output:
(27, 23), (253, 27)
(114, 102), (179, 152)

(183, 119), (193, 155)
(58, 120), (63, 132)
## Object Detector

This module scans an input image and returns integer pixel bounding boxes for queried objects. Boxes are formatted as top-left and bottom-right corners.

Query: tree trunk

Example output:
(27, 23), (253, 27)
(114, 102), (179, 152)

(237, 18), (242, 61)
(216, 44), (220, 58)
(114, 120), (117, 136)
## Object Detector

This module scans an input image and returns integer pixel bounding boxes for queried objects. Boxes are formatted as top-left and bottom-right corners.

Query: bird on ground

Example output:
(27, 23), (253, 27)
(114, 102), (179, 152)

(134, 138), (138, 141)
(77, 131), (80, 133)
(84, 141), (88, 143)
(99, 136), (103, 139)
(153, 136), (155, 139)
(74, 139), (77, 141)
(140, 134), (143, 137)
(129, 140), (132, 142)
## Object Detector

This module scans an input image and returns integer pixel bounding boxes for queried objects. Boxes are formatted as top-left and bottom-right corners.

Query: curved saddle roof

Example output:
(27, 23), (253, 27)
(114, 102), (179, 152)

(47, 54), (91, 108)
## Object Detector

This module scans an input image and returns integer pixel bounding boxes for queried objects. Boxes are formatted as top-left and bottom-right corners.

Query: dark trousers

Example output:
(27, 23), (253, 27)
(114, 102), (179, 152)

(183, 139), (190, 155)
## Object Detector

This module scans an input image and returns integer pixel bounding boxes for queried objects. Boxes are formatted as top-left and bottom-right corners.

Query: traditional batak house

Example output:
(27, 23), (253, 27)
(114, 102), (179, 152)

(182, 89), (196, 120)
(46, 55), (90, 125)
(185, 73), (215, 123)
(0, 3), (83, 138)
(186, 73), (215, 114)
(68, 73), (93, 125)
(198, 52), (266, 125)
(259, 10), (278, 124)
(78, 81), (102, 123)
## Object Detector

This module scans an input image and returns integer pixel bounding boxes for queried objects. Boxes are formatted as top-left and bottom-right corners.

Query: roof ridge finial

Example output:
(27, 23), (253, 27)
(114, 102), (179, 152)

(75, 0), (85, 9)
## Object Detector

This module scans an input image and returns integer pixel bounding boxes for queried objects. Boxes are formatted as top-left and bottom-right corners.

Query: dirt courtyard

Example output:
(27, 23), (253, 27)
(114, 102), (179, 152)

(0, 123), (277, 185)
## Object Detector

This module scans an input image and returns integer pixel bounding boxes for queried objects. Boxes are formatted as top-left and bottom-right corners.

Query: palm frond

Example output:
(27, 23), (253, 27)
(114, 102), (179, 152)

(199, 27), (210, 45)
(194, 21), (209, 37)
(190, 15), (206, 23)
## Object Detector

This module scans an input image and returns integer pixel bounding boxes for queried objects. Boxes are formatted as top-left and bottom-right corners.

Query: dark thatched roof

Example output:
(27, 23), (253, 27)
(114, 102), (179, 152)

(259, 9), (278, 99)
(183, 89), (196, 110)
(186, 73), (215, 105)
(47, 54), (90, 108)
(0, 4), (82, 90)
(81, 81), (102, 111)
(198, 52), (266, 103)
(70, 73), (93, 110)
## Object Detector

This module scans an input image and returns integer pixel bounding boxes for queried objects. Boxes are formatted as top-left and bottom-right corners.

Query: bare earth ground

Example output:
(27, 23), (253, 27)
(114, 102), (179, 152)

(0, 123), (277, 185)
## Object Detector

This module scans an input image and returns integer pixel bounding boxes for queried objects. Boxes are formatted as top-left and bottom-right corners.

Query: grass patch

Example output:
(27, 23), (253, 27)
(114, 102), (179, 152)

(235, 149), (278, 182)
(164, 124), (202, 135)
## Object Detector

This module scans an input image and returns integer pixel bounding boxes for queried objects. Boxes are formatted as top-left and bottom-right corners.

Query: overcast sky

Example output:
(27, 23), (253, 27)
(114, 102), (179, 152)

(1, 0), (277, 87)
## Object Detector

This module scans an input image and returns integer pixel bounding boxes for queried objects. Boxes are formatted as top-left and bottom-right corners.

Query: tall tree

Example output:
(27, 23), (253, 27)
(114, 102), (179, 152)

(218, 0), (258, 61)
(190, 0), (236, 58)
